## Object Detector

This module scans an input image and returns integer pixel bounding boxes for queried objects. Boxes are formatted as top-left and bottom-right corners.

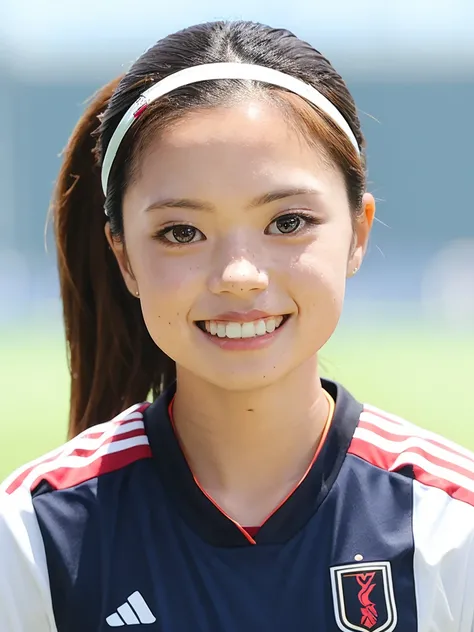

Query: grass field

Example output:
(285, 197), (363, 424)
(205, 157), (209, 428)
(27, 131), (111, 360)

(1, 323), (473, 483)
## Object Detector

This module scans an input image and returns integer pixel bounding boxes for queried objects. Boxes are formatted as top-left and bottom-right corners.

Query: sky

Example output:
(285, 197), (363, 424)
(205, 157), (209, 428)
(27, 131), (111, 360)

(2, 0), (474, 80)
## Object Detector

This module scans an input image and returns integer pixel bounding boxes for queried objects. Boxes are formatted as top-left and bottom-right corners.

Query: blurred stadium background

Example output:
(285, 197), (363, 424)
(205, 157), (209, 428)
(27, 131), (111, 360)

(0, 0), (473, 481)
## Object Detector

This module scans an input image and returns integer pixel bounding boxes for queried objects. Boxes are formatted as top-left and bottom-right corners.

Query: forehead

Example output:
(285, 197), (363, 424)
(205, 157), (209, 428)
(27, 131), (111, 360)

(127, 99), (346, 204)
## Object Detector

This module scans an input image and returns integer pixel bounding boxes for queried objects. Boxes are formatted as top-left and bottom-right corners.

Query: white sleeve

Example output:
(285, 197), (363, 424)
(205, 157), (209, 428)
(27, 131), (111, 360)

(413, 480), (474, 632)
(0, 487), (57, 632)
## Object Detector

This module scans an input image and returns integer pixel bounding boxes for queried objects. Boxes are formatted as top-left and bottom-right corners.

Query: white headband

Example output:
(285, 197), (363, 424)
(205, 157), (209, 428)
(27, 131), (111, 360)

(101, 62), (360, 196)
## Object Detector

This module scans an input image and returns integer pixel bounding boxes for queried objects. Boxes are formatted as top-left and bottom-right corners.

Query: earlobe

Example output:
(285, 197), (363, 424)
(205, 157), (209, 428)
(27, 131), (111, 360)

(347, 256), (361, 278)
(104, 223), (139, 297)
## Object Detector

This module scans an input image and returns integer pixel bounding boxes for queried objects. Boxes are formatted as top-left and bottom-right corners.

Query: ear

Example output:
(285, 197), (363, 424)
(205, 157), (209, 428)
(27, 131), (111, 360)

(347, 192), (376, 277)
(105, 223), (139, 297)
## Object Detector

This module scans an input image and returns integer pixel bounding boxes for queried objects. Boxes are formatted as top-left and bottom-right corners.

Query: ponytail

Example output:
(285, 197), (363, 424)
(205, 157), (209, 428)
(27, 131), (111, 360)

(52, 79), (175, 438)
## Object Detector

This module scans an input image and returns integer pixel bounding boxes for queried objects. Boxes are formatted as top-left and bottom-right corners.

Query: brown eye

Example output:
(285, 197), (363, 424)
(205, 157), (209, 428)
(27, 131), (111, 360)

(276, 215), (301, 233)
(267, 214), (303, 235)
(163, 225), (203, 244)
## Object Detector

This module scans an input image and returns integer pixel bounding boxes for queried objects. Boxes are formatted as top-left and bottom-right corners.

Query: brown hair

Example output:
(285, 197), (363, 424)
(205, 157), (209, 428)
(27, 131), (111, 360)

(52, 20), (367, 437)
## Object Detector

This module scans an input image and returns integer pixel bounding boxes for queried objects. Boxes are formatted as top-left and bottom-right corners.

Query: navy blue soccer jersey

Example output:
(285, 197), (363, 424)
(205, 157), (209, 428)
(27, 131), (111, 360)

(2, 379), (474, 632)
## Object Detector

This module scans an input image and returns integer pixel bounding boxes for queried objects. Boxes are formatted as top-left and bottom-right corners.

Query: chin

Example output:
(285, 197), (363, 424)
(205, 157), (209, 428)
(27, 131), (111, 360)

(203, 370), (286, 392)
(190, 352), (302, 391)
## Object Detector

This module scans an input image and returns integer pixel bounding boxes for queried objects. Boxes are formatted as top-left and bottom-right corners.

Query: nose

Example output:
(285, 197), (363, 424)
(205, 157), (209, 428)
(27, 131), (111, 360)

(208, 255), (269, 296)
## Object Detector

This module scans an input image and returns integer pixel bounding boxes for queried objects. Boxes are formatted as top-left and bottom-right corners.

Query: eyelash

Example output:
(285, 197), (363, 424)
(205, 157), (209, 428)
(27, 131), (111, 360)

(152, 211), (321, 246)
(152, 223), (206, 246)
(265, 211), (321, 235)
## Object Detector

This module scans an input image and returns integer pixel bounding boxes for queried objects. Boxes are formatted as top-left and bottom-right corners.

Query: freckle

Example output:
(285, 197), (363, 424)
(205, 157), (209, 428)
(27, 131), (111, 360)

(247, 409), (254, 412)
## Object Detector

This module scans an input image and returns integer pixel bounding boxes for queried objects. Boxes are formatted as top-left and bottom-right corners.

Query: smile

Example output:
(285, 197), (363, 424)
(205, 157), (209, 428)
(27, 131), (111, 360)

(196, 315), (290, 340)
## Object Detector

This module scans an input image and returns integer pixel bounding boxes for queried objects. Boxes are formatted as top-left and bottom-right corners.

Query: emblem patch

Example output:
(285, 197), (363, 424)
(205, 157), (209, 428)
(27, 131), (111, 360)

(330, 561), (397, 632)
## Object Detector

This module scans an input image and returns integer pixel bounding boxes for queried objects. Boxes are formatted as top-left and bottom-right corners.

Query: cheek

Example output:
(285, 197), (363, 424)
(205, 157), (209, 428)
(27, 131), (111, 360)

(289, 240), (349, 305)
(129, 245), (204, 345)
(288, 240), (349, 348)
(291, 247), (346, 357)
(131, 240), (203, 294)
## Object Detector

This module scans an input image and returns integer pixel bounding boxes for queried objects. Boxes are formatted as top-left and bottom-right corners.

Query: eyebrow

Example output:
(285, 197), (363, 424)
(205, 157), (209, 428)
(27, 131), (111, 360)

(144, 198), (213, 212)
(248, 187), (322, 208)
(144, 187), (322, 213)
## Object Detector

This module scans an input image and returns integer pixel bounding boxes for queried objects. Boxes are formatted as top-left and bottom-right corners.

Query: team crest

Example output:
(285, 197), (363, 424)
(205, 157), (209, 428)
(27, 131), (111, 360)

(330, 561), (397, 632)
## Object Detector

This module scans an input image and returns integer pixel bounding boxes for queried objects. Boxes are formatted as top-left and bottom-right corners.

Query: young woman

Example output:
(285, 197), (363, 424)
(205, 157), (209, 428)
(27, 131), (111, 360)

(1, 20), (473, 632)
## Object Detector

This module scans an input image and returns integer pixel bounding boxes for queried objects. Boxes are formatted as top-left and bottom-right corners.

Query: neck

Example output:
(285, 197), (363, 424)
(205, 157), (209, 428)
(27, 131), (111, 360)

(172, 355), (331, 526)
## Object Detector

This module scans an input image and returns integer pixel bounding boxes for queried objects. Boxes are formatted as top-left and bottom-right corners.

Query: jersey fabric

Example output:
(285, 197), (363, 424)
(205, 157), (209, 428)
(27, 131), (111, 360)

(1, 379), (474, 632)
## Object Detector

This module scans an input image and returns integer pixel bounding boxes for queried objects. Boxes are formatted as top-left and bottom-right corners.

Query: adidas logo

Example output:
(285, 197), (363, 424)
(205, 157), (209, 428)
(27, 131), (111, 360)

(106, 591), (156, 626)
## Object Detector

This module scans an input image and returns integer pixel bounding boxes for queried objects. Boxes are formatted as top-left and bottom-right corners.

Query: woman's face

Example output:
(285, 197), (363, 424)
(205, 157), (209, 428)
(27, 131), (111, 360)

(109, 99), (374, 390)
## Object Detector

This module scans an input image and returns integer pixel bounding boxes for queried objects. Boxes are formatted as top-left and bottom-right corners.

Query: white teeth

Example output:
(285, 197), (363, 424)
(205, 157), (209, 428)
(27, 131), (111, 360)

(265, 318), (276, 333)
(226, 322), (242, 339)
(201, 316), (287, 339)
(255, 320), (266, 336)
(241, 322), (256, 338)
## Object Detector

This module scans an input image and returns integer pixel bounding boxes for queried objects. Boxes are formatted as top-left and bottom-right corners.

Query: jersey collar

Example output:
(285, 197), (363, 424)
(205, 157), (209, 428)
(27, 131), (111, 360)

(144, 379), (362, 547)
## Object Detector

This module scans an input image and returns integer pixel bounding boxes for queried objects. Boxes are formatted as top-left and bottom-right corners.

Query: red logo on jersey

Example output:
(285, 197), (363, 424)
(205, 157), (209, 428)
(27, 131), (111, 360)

(355, 572), (378, 628)
(330, 562), (397, 632)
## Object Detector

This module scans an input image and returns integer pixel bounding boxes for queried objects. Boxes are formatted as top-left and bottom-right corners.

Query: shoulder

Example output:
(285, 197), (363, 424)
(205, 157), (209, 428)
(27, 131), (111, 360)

(349, 402), (474, 509)
(0, 403), (151, 631)
(1, 402), (151, 499)
(348, 402), (474, 627)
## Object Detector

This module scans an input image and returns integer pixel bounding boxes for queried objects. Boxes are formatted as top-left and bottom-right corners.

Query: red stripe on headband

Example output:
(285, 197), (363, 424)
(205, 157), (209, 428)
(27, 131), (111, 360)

(133, 103), (148, 118)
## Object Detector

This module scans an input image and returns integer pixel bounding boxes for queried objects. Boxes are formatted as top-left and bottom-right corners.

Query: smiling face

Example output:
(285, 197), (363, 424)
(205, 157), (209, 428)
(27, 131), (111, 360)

(107, 99), (374, 390)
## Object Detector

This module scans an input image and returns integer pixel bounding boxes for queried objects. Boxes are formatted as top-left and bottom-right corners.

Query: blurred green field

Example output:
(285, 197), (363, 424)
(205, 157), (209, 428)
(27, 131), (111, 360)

(1, 324), (473, 483)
